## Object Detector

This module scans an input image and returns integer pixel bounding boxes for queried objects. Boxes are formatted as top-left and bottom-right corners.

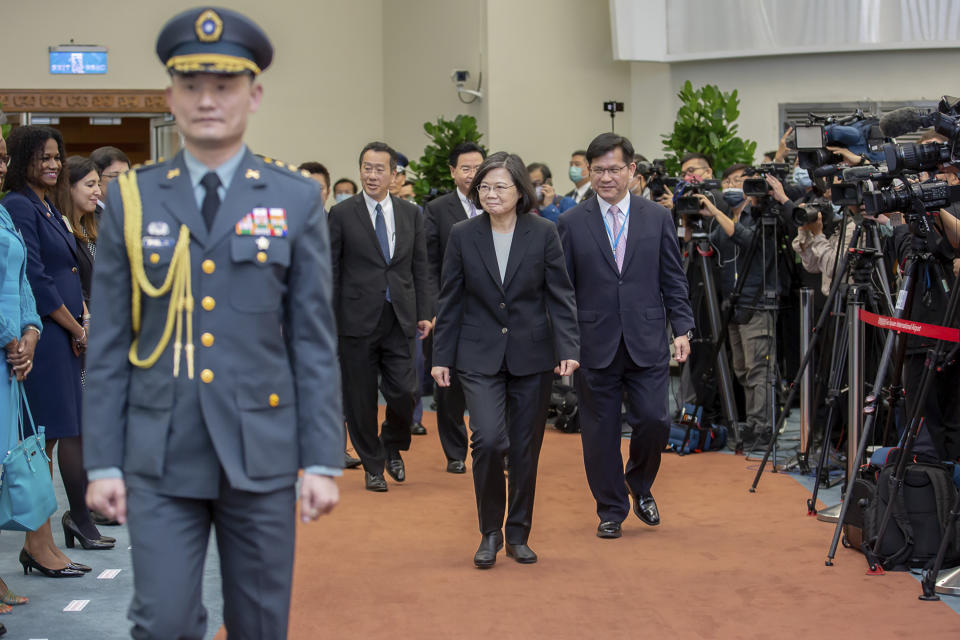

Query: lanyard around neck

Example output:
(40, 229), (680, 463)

(601, 206), (629, 256)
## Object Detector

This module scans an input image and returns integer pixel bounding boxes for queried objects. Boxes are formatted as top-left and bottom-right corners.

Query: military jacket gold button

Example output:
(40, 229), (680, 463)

(256, 251), (268, 263)
(269, 393), (279, 407)
(200, 332), (214, 347)
(149, 253), (160, 264)
(200, 369), (214, 383)
(201, 296), (216, 311)
(202, 259), (216, 274)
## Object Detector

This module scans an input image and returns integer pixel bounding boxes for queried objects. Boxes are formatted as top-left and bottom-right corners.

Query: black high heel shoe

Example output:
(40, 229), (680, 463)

(19, 550), (84, 578)
(62, 513), (114, 550)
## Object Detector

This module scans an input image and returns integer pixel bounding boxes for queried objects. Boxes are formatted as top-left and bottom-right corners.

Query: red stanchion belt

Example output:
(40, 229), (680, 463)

(859, 309), (960, 343)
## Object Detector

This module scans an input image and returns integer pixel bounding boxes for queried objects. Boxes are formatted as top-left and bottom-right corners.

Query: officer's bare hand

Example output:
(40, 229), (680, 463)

(673, 335), (691, 363)
(432, 366), (450, 388)
(554, 359), (580, 376)
(417, 320), (432, 340)
(86, 478), (127, 524)
(300, 474), (339, 522)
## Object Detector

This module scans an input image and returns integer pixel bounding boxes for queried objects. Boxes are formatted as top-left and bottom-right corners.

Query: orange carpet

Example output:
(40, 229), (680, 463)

(219, 411), (960, 639)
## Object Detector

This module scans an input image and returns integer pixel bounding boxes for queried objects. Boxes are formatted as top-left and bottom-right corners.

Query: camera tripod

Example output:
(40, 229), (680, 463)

(823, 212), (957, 568)
(680, 226), (738, 428)
(750, 216), (895, 490)
(802, 220), (894, 515)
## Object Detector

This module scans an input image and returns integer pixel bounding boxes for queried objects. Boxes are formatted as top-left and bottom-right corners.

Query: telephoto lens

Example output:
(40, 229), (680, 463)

(883, 141), (951, 174)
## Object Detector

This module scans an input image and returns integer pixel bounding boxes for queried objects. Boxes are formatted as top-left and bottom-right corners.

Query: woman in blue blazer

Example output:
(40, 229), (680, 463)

(2, 126), (106, 580)
(432, 152), (579, 569)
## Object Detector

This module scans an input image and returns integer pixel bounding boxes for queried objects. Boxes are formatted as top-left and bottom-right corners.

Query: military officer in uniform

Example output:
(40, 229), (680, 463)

(84, 7), (344, 639)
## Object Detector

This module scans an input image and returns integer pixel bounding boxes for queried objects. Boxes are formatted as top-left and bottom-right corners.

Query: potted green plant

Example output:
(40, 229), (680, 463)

(410, 115), (486, 202)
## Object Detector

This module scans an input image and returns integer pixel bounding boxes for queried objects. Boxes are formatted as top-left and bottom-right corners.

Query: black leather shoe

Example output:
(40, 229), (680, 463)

(474, 532), (503, 569)
(19, 550), (84, 578)
(62, 512), (114, 550)
(446, 460), (466, 474)
(597, 521), (622, 538)
(67, 562), (92, 573)
(364, 472), (388, 492)
(505, 543), (537, 564)
(344, 452), (362, 469)
(385, 450), (405, 482)
(626, 484), (661, 526)
(90, 510), (120, 526)
(411, 422), (427, 435)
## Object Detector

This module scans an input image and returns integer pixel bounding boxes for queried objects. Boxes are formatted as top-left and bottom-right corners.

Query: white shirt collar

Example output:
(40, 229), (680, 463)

(362, 190), (391, 212)
(597, 192), (630, 219)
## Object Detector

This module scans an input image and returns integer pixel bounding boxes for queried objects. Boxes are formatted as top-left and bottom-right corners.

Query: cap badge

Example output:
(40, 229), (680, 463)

(195, 9), (223, 43)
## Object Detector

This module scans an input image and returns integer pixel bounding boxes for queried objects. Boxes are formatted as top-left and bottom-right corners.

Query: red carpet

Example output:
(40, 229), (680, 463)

(219, 411), (959, 639)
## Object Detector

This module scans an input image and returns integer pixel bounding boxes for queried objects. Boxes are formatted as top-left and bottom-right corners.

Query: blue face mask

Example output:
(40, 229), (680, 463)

(722, 188), (745, 208)
(793, 167), (812, 188)
(569, 166), (584, 183)
(335, 193), (352, 203)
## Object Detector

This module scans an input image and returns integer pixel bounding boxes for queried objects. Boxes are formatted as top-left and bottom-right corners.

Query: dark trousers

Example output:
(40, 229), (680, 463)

(126, 478), (296, 640)
(340, 302), (416, 475)
(459, 368), (553, 545)
(436, 373), (469, 462)
(577, 339), (670, 523)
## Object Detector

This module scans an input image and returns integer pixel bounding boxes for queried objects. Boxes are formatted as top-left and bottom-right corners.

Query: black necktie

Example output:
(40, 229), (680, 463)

(200, 172), (221, 230)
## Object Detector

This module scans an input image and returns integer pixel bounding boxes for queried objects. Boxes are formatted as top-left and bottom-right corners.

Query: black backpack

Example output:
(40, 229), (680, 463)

(844, 456), (960, 571)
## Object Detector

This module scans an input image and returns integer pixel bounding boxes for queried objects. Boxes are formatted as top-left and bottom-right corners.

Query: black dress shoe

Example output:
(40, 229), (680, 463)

(474, 532), (503, 569)
(90, 510), (120, 526)
(344, 452), (362, 469)
(411, 422), (427, 435)
(62, 512), (114, 550)
(19, 550), (84, 578)
(364, 472), (388, 492)
(505, 543), (537, 564)
(98, 535), (117, 544)
(597, 521), (622, 538)
(626, 484), (660, 526)
(68, 562), (92, 573)
(446, 460), (466, 474)
(385, 450), (405, 482)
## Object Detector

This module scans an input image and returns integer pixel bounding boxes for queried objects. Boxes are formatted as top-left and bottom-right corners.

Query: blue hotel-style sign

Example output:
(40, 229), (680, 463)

(50, 51), (107, 75)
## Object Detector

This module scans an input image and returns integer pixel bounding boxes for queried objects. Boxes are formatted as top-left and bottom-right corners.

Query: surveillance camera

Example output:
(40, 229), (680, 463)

(452, 70), (469, 85)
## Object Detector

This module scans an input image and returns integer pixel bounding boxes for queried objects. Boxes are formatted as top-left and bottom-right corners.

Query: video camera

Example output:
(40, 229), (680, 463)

(789, 110), (885, 170)
(878, 96), (960, 173)
(638, 159), (680, 200)
(862, 180), (960, 217)
(675, 179), (722, 220)
(793, 198), (834, 226)
(742, 163), (790, 197)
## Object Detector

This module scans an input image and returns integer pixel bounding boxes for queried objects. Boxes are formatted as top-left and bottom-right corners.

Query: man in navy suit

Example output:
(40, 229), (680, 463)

(558, 133), (694, 539)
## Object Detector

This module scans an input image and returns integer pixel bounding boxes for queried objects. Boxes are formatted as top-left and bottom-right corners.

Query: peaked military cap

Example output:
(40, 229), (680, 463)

(156, 7), (273, 75)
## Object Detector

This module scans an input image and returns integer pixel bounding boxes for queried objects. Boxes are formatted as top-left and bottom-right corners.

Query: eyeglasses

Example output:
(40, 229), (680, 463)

(681, 165), (709, 176)
(589, 165), (627, 178)
(477, 183), (516, 195)
(360, 164), (389, 176)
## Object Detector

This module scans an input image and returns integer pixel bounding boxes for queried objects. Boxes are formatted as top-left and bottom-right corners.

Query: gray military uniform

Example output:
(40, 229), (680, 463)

(84, 148), (343, 639)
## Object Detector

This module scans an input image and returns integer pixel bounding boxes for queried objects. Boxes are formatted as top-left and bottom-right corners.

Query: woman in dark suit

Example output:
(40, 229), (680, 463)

(432, 152), (579, 569)
(2, 126), (104, 580)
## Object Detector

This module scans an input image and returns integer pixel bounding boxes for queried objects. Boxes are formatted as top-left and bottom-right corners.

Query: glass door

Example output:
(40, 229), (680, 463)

(150, 116), (181, 161)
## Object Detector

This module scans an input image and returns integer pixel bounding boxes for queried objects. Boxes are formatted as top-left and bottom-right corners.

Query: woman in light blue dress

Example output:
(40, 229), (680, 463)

(0, 132), (43, 616)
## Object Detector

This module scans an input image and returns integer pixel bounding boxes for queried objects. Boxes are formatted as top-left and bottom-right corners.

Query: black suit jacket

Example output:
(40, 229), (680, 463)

(423, 190), (467, 294)
(433, 213), (579, 376)
(328, 193), (434, 338)
(558, 194), (694, 369)
(564, 186), (595, 203)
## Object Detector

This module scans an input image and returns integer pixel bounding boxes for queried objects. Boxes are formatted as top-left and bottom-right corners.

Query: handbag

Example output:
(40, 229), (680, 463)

(0, 379), (57, 531)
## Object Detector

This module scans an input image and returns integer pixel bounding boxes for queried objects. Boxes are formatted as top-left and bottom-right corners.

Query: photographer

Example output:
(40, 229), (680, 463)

(528, 162), (576, 223)
(658, 153), (717, 213)
(692, 164), (792, 448)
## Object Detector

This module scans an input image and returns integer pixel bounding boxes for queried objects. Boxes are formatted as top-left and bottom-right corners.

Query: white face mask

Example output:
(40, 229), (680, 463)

(335, 193), (352, 203)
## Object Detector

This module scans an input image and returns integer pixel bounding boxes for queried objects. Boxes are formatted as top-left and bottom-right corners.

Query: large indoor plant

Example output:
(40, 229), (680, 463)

(661, 81), (756, 174)
(410, 115), (486, 202)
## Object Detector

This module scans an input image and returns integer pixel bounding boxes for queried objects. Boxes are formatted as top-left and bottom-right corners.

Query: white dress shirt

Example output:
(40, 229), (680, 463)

(597, 192), (631, 244)
(457, 188), (477, 218)
(363, 190), (396, 258)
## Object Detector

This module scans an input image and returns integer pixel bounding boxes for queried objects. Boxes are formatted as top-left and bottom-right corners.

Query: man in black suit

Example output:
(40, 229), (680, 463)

(564, 149), (595, 204)
(328, 141), (434, 491)
(558, 133), (694, 539)
(423, 142), (486, 474)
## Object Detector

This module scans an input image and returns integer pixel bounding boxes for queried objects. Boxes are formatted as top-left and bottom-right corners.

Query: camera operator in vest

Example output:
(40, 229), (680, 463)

(692, 164), (796, 449)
